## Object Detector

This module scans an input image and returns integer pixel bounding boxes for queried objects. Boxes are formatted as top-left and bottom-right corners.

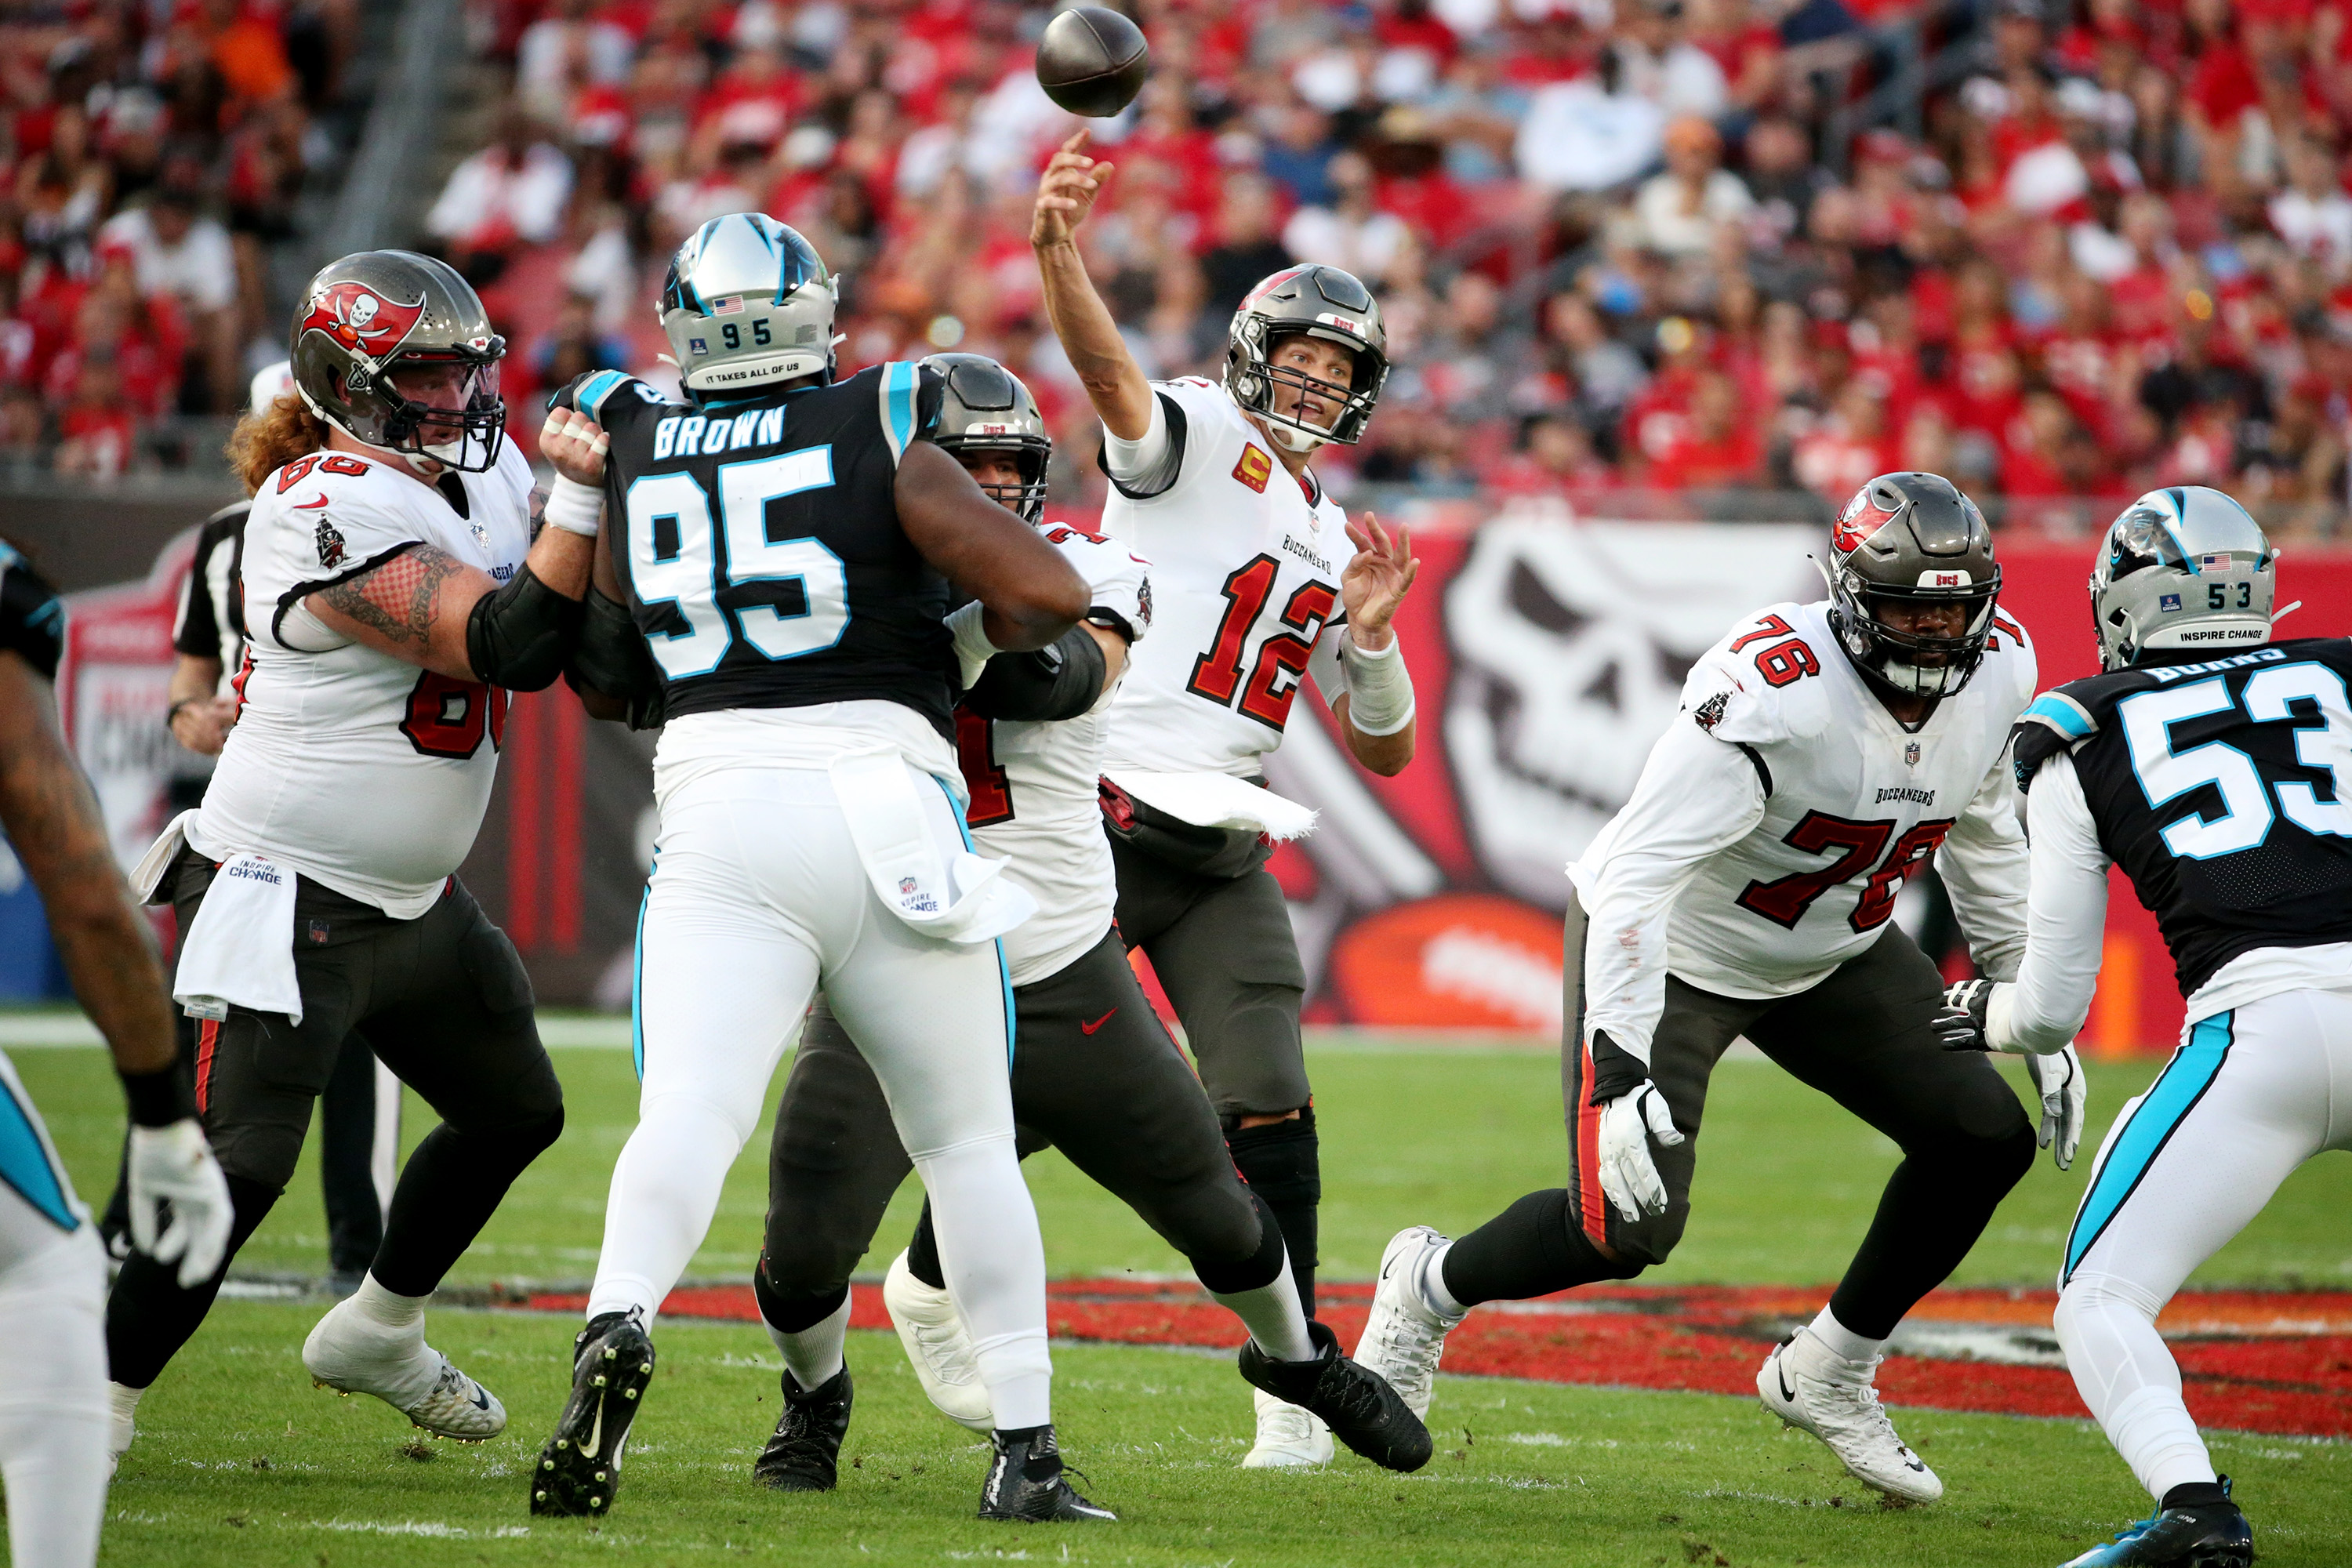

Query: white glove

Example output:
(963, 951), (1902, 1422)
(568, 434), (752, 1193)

(1595, 1081), (1685, 1222)
(127, 1119), (234, 1288)
(2023, 1045), (2087, 1171)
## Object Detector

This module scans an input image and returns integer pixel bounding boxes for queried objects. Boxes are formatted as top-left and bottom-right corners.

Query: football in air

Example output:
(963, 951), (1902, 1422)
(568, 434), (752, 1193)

(1035, 5), (1149, 118)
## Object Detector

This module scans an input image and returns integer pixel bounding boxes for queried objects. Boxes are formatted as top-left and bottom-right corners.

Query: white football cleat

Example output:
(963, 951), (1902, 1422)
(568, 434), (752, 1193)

(1241, 1387), (1333, 1468)
(1757, 1330), (1942, 1503)
(1352, 1225), (1463, 1421)
(302, 1297), (506, 1441)
(881, 1250), (993, 1432)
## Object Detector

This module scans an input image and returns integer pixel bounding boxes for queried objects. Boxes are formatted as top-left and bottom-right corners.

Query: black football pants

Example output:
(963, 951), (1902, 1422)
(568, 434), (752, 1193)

(757, 927), (1278, 1327)
(1441, 895), (2038, 1338)
(106, 850), (564, 1389)
(1105, 833), (1321, 1313)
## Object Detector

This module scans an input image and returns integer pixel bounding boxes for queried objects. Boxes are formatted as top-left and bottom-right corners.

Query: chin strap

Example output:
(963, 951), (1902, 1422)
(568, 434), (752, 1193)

(1267, 422), (1324, 455)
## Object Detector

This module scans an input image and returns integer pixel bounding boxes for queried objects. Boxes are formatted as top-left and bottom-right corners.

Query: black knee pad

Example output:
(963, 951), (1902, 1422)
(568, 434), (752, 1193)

(1190, 1192), (1286, 1294)
(1224, 1106), (1319, 1206)
(753, 1264), (848, 1335)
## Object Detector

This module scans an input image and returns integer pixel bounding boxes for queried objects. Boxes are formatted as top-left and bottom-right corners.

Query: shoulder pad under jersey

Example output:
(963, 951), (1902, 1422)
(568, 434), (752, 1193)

(1679, 601), (1836, 747)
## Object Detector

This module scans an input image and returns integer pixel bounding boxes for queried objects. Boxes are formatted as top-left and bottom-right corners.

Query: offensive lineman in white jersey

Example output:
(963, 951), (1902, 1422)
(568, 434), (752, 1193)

(748, 355), (1428, 1490)
(1033, 130), (1423, 1468)
(107, 250), (593, 1458)
(1356, 474), (2087, 1503)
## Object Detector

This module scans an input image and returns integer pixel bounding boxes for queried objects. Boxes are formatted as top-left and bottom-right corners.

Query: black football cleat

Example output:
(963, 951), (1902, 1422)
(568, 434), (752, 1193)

(752, 1362), (854, 1492)
(2058, 1477), (2254, 1567)
(1237, 1318), (1433, 1472)
(976, 1426), (1116, 1523)
(530, 1308), (656, 1517)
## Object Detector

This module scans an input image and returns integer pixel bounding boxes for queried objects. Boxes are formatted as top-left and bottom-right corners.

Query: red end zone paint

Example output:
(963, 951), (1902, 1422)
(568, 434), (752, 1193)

(516, 1280), (2352, 1439)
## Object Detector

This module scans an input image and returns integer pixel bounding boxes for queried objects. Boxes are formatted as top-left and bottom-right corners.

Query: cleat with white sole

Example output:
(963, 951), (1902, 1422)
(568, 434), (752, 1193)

(532, 1308), (656, 1517)
(1241, 1387), (1332, 1468)
(882, 1249), (993, 1432)
(1352, 1225), (1463, 1421)
(301, 1297), (505, 1441)
(1757, 1330), (1942, 1504)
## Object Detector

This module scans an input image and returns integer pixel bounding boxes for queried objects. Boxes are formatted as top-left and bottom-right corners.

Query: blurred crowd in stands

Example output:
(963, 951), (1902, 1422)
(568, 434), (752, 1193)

(6, 0), (2350, 533)
(0, 0), (350, 477)
(436, 0), (2352, 531)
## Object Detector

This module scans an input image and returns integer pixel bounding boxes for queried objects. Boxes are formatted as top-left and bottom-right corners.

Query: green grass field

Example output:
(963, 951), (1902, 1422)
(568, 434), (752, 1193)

(15, 1031), (2352, 1566)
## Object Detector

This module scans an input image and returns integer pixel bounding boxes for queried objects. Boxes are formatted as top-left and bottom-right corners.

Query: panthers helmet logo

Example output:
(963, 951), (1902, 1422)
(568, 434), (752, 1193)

(299, 282), (426, 362)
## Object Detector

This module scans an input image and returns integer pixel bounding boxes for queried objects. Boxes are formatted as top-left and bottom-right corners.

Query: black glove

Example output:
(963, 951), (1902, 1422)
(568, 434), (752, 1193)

(1933, 978), (1996, 1053)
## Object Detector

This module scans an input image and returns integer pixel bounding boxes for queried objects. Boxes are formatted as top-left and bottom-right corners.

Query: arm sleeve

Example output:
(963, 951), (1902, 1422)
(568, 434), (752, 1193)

(1573, 716), (1771, 1067)
(1992, 751), (2113, 1054)
(0, 549), (64, 681)
(1935, 746), (2031, 982)
(1102, 390), (1187, 499)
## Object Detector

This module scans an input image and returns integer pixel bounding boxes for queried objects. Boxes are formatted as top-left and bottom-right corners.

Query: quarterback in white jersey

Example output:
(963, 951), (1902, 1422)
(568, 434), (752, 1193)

(1357, 474), (2084, 1508)
(107, 250), (591, 1465)
(750, 356), (1431, 1490)
(1033, 130), (1422, 1468)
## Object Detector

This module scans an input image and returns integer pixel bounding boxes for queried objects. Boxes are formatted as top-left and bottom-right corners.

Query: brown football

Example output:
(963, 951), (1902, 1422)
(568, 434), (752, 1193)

(1035, 6), (1149, 118)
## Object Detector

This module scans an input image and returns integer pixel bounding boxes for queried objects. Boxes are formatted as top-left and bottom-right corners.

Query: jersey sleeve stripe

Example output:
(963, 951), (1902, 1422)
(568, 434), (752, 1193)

(879, 361), (916, 464)
(268, 540), (422, 648)
(2022, 691), (2096, 739)
(575, 370), (629, 421)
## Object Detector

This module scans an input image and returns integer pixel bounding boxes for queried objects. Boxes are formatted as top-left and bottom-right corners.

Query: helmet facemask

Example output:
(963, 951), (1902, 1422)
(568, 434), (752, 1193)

(1838, 575), (2001, 697)
(1224, 266), (1389, 450)
(347, 351), (507, 473)
(951, 439), (1051, 521)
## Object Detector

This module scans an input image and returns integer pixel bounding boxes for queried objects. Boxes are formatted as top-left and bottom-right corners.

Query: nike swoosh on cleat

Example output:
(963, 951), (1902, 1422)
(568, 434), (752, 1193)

(578, 1399), (604, 1461)
(470, 1386), (490, 1411)
(1775, 1359), (1795, 1403)
(1080, 1010), (1116, 1035)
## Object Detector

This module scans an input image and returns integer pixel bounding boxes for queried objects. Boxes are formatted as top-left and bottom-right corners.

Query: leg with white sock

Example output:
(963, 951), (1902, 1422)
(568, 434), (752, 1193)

(0, 1228), (108, 1568)
(2056, 998), (2334, 1505)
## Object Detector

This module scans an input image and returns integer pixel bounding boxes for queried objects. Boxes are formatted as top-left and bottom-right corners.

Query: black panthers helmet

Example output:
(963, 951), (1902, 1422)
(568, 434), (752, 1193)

(1225, 264), (1388, 447)
(920, 353), (1051, 522)
(1825, 472), (2002, 700)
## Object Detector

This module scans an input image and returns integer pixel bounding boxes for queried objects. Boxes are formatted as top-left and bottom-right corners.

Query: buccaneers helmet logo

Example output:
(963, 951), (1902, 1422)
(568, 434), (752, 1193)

(300, 282), (426, 361)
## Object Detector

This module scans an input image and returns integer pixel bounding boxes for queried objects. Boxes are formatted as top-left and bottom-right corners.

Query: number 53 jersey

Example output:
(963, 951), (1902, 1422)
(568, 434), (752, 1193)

(557, 362), (955, 735)
(1572, 599), (2038, 1054)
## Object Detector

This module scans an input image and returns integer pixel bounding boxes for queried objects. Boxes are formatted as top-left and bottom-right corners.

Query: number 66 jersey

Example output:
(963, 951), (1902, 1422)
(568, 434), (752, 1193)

(1572, 598), (2038, 1060)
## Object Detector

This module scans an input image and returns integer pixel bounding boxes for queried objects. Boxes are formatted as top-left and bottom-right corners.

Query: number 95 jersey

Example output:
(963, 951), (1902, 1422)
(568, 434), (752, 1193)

(557, 363), (955, 733)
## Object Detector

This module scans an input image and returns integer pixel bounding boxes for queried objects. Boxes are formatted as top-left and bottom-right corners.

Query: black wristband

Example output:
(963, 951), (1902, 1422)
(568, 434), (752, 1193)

(119, 1058), (198, 1127)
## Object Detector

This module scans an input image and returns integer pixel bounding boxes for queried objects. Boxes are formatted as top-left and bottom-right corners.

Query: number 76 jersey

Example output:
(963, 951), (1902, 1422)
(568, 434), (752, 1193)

(1619, 597), (2038, 1000)
(556, 363), (956, 733)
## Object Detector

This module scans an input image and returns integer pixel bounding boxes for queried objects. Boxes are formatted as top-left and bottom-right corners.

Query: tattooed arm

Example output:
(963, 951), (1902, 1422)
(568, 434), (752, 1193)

(304, 506), (596, 681)
(0, 651), (174, 1076)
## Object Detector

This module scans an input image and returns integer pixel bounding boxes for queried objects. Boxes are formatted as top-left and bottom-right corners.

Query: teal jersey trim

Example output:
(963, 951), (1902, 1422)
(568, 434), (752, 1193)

(2063, 1011), (2234, 1283)
(575, 370), (629, 422)
(930, 774), (1015, 1069)
(0, 1069), (78, 1232)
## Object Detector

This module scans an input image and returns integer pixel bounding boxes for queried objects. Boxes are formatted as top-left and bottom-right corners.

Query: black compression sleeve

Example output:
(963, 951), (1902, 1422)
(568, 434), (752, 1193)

(962, 622), (1106, 722)
(1586, 1029), (1649, 1104)
(564, 584), (666, 727)
(465, 564), (582, 692)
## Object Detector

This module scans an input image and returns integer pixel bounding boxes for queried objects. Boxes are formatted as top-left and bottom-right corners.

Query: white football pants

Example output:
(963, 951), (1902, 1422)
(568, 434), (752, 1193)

(2056, 987), (2352, 1502)
(586, 761), (1051, 1428)
(0, 1050), (107, 1566)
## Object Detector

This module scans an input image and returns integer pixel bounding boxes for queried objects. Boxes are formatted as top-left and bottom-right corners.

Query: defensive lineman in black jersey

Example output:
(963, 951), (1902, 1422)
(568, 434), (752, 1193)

(1940, 487), (2347, 1568)
(539, 215), (1108, 1523)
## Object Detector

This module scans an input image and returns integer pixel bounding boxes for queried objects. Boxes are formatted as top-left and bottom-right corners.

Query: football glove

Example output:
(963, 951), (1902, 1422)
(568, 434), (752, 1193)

(1932, 978), (1998, 1053)
(1595, 1081), (1684, 1222)
(127, 1119), (234, 1288)
(2024, 1046), (2087, 1171)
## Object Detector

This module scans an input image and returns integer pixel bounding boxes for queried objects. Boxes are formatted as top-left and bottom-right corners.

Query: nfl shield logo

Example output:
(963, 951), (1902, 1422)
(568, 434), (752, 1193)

(898, 877), (917, 896)
(2161, 593), (2182, 611)
(1904, 741), (1922, 768)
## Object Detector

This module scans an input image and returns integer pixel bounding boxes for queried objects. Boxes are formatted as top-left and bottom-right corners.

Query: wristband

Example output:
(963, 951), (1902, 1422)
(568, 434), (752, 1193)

(119, 1058), (198, 1128)
(943, 599), (1002, 689)
(165, 697), (199, 727)
(1339, 632), (1416, 736)
(543, 474), (605, 538)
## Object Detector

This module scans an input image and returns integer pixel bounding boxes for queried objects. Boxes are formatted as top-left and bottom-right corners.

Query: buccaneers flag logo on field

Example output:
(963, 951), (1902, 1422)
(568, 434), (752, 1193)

(299, 282), (426, 361)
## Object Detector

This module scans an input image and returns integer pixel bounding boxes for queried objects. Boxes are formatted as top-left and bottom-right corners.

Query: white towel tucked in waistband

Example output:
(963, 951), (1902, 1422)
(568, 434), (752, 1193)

(172, 849), (303, 1025)
(130, 808), (197, 905)
(829, 748), (1036, 946)
(1102, 771), (1319, 840)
